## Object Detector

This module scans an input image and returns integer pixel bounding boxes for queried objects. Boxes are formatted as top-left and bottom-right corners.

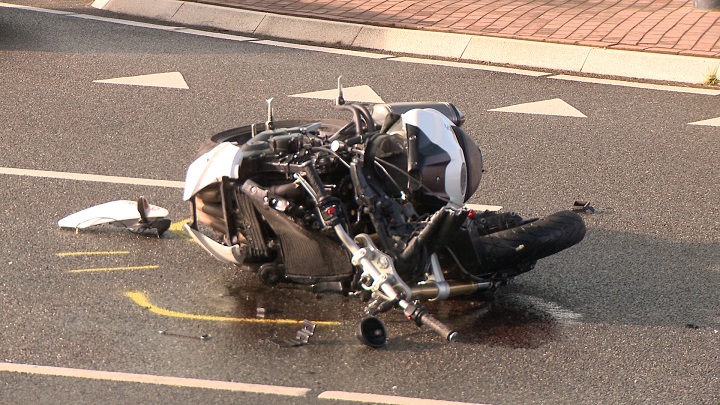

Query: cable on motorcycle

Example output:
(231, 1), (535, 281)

(444, 246), (494, 284)
(373, 157), (451, 205)
(311, 146), (351, 169)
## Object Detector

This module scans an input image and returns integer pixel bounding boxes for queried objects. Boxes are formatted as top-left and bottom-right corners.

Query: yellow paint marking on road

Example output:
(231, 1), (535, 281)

(57, 251), (130, 257)
(125, 291), (342, 326)
(166, 218), (193, 240)
(169, 218), (192, 232)
(69, 265), (159, 273)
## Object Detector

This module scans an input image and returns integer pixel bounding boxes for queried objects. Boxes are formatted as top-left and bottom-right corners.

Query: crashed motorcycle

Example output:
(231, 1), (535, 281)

(182, 84), (586, 347)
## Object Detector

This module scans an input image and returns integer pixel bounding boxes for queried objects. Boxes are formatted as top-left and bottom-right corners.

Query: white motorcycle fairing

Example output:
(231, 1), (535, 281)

(58, 199), (168, 229)
(183, 223), (245, 265)
(183, 142), (243, 201)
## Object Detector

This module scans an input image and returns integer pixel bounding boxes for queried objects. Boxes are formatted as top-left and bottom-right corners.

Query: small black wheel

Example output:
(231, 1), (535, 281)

(258, 263), (284, 286)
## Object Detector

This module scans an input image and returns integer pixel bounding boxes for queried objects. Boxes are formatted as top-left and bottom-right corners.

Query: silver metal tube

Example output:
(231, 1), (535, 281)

(410, 281), (493, 300)
(429, 253), (450, 300)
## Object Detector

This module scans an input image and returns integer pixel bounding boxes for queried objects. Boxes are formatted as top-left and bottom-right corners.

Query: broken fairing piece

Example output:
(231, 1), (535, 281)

(183, 223), (246, 265)
(58, 197), (171, 237)
(272, 320), (316, 347)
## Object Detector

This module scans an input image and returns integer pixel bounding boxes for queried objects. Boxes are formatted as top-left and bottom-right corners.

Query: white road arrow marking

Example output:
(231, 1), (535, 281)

(488, 98), (586, 117)
(290, 85), (384, 103)
(93, 72), (189, 89)
(688, 116), (720, 126)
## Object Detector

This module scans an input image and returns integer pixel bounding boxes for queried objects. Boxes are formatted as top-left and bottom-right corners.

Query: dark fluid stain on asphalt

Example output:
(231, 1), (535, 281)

(220, 270), (581, 348)
(427, 292), (580, 349)
(220, 271), (362, 343)
(226, 280), (358, 320)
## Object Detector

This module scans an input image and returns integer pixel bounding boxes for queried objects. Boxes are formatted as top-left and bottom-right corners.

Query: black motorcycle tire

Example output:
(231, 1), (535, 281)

(468, 210), (586, 276)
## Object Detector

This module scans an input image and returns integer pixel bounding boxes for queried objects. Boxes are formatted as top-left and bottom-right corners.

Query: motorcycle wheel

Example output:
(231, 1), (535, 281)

(468, 210), (586, 277)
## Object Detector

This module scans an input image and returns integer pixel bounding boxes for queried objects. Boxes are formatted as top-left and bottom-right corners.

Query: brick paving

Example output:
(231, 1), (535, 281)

(194, 0), (720, 57)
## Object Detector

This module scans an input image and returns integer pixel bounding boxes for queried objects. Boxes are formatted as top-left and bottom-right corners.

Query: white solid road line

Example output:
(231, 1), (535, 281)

(549, 74), (720, 95)
(0, 167), (185, 189)
(0, 362), (310, 396)
(0, 1), (73, 14)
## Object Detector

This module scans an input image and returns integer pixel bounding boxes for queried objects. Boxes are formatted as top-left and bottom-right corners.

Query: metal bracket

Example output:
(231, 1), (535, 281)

(352, 234), (412, 299)
(272, 320), (316, 347)
(426, 253), (450, 300)
(335, 75), (345, 106)
(265, 97), (275, 130)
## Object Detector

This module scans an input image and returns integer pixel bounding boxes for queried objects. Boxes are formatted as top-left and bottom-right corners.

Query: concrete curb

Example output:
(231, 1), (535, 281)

(582, 48), (716, 84)
(173, 2), (264, 33)
(93, 0), (720, 85)
(461, 36), (593, 72)
(353, 25), (473, 59)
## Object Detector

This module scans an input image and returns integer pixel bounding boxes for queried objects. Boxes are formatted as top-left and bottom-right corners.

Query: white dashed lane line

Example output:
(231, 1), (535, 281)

(0, 362), (310, 396)
(0, 362), (490, 404)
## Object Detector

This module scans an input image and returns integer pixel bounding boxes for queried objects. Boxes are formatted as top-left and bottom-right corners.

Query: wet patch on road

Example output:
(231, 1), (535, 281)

(428, 291), (582, 349)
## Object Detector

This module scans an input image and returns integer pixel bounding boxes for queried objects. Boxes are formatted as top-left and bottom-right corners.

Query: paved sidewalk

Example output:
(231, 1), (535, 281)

(196, 0), (720, 58)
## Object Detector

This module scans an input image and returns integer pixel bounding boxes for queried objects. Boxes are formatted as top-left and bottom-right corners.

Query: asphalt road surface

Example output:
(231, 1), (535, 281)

(1, 3), (719, 404)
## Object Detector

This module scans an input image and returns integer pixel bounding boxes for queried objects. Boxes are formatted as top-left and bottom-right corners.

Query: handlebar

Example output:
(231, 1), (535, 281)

(419, 312), (459, 342)
(402, 301), (458, 342)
